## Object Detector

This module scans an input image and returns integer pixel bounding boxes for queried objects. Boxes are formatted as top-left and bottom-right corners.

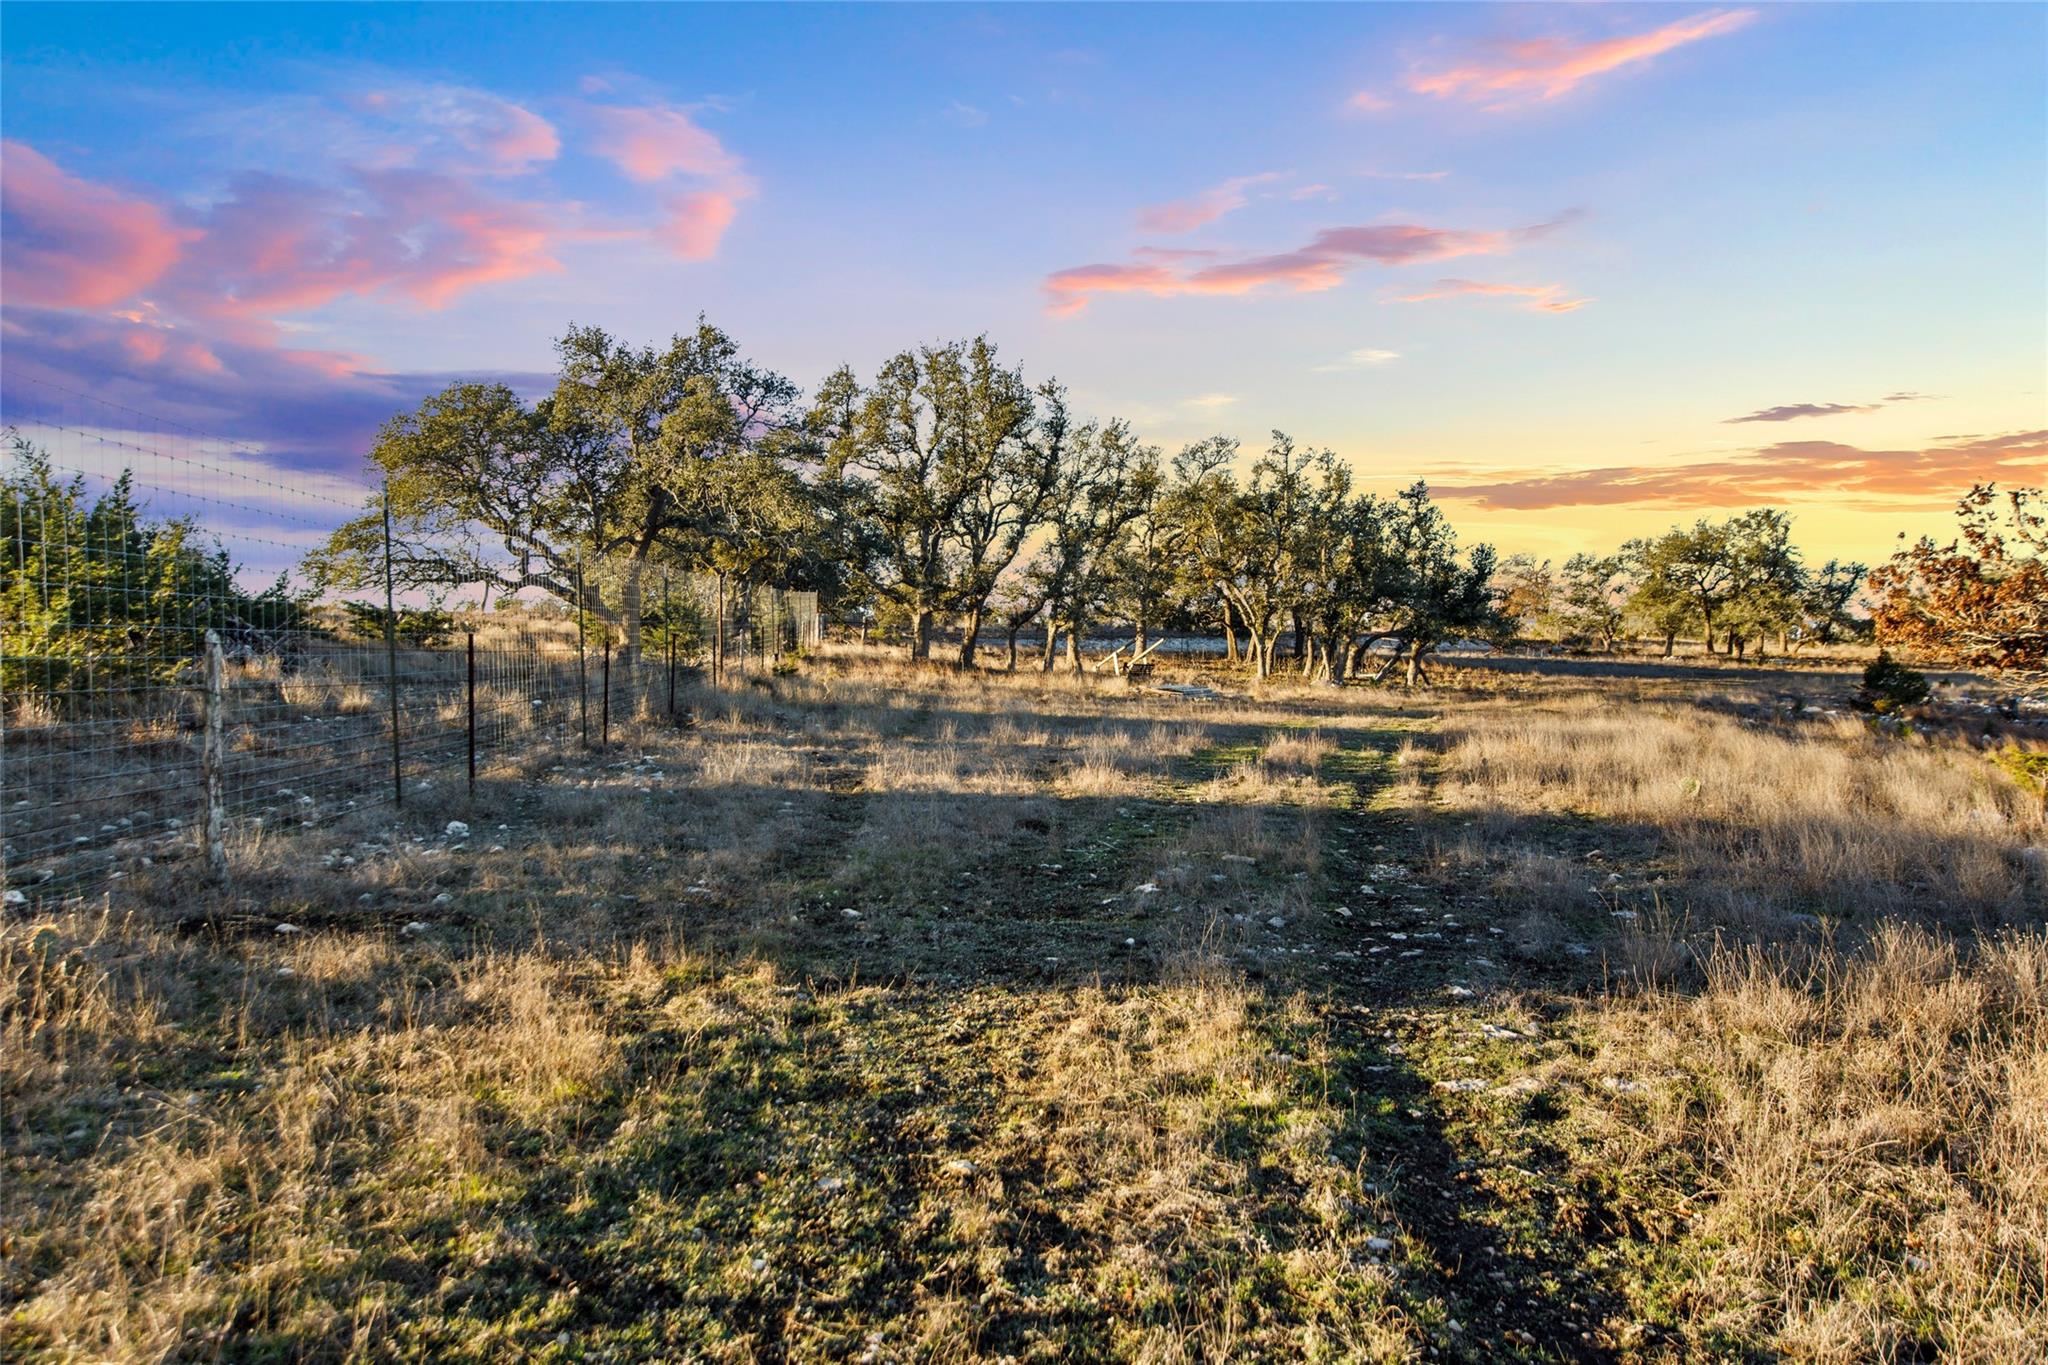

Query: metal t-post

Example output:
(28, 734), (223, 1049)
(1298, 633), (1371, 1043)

(576, 552), (589, 749)
(466, 631), (477, 797)
(382, 484), (402, 809)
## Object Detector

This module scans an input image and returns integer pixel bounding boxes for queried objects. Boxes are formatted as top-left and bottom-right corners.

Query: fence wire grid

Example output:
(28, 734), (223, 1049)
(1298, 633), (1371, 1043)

(1, 375), (818, 898)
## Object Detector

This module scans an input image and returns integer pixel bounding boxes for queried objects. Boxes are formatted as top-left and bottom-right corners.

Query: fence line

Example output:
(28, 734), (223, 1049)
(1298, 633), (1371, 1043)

(1, 377), (819, 900)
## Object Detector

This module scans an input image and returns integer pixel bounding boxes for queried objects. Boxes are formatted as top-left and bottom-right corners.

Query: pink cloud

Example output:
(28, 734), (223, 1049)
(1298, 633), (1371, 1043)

(1348, 91), (1393, 113)
(1405, 9), (1756, 107)
(172, 168), (561, 331)
(0, 141), (193, 308)
(661, 187), (749, 261)
(361, 85), (561, 175)
(1396, 278), (1591, 313)
(1048, 217), (1571, 315)
(1136, 172), (1284, 234)
(1432, 431), (2048, 511)
(1043, 263), (1184, 316)
(587, 103), (740, 183)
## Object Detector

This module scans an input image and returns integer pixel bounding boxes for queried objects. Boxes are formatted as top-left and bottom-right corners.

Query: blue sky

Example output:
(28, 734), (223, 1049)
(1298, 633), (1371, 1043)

(3, 2), (2042, 565)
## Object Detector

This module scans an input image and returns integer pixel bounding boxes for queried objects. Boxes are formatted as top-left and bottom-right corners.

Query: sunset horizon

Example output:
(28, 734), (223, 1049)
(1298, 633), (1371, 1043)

(4, 2), (2044, 569)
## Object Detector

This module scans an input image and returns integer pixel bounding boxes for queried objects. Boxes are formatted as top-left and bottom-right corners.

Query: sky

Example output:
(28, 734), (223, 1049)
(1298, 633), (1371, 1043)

(2, 1), (2044, 572)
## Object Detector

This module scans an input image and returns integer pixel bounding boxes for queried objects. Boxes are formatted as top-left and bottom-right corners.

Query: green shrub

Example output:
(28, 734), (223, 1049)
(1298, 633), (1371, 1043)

(339, 600), (457, 647)
(1858, 651), (1930, 712)
(2, 437), (309, 703)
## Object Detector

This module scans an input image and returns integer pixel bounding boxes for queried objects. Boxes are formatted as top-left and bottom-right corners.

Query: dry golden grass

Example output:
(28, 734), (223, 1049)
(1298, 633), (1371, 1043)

(1435, 691), (2046, 933)
(5, 650), (2044, 1360)
(1564, 924), (2047, 1361)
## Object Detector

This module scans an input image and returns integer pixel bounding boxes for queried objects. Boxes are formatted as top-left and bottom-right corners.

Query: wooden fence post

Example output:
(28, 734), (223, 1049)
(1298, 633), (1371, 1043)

(201, 628), (229, 881)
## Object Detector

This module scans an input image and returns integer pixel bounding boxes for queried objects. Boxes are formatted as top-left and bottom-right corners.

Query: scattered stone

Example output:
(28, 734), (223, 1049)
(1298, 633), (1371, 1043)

(817, 1176), (847, 1193)
(445, 821), (470, 839)
(1444, 985), (1475, 999)
(1267, 916), (1286, 929)
(1436, 1078), (1490, 1093)
(401, 921), (432, 936)
(943, 1158), (977, 1177)
(841, 908), (863, 920)
(1134, 882), (1160, 894)
(1365, 1236), (1395, 1254)
(274, 922), (304, 935)
(3, 889), (25, 907)
(432, 892), (455, 906)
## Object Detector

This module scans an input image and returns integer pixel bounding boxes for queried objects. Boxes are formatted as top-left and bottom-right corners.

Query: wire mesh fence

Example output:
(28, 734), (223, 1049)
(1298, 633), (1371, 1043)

(1, 375), (818, 899)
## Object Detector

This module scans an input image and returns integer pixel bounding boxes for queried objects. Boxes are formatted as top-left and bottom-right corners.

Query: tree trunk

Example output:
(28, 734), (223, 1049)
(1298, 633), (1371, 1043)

(1134, 614), (1148, 658)
(619, 549), (647, 659)
(1065, 620), (1082, 673)
(1223, 617), (1239, 664)
(1005, 618), (1024, 671)
(1327, 637), (1349, 685)
(1041, 617), (1059, 671)
(1406, 640), (1425, 688)
(958, 606), (984, 668)
(910, 606), (933, 661)
(1662, 632), (1676, 658)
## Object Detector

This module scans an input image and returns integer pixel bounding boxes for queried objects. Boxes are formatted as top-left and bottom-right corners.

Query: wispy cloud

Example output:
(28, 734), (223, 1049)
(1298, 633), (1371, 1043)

(1184, 392), (1238, 409)
(1725, 391), (1938, 423)
(1312, 348), (1401, 373)
(1396, 278), (1591, 313)
(1359, 169), (1451, 182)
(1431, 430), (2048, 511)
(1388, 8), (1756, 110)
(356, 83), (561, 176)
(1725, 401), (1879, 423)
(1048, 213), (1578, 316)
(585, 101), (741, 182)
(581, 99), (753, 259)
(943, 100), (989, 128)
(0, 141), (194, 309)
(1136, 172), (1285, 234)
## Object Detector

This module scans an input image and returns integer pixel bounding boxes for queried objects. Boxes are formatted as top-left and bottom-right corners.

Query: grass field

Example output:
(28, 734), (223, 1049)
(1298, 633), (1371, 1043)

(5, 647), (2045, 1362)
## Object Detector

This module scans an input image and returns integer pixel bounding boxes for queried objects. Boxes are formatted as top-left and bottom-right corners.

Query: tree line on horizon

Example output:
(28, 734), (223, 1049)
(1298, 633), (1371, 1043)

(6, 319), (2039, 694)
(301, 320), (2042, 681)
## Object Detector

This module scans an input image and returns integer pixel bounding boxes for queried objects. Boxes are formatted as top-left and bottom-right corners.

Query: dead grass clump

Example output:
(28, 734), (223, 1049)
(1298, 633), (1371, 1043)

(1570, 924), (2048, 1360)
(1439, 696), (2046, 927)
(1, 914), (626, 1361)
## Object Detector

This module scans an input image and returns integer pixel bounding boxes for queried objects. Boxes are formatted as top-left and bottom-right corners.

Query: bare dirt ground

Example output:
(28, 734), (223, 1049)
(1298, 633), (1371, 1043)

(5, 647), (2044, 1362)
